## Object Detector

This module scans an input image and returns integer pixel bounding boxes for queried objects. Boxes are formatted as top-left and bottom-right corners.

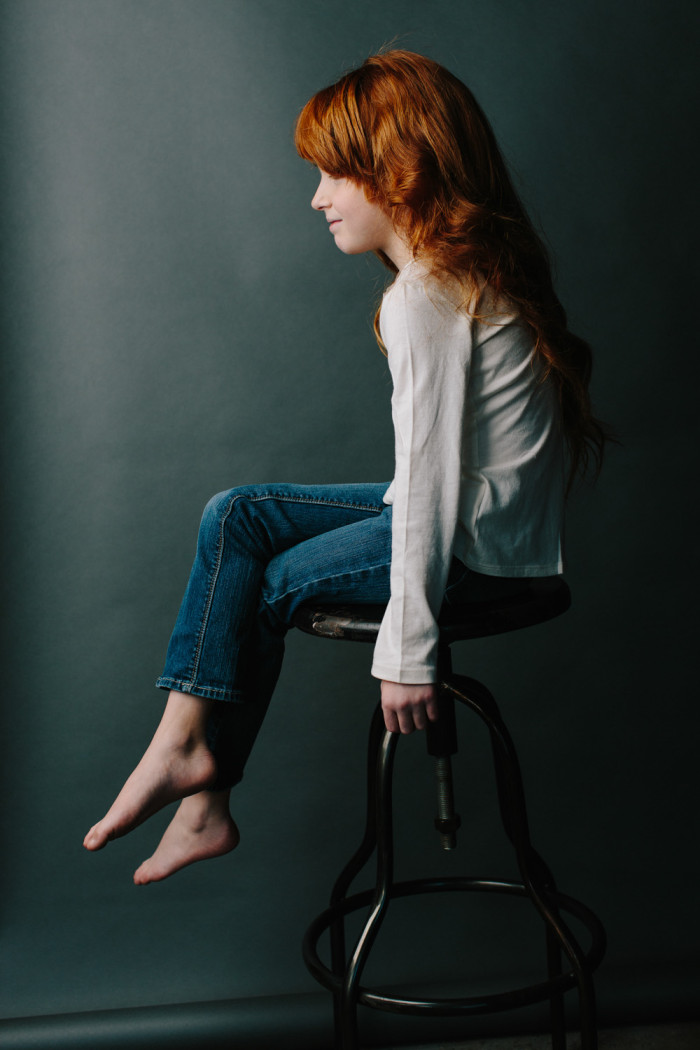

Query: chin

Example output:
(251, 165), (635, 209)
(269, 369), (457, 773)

(336, 241), (366, 256)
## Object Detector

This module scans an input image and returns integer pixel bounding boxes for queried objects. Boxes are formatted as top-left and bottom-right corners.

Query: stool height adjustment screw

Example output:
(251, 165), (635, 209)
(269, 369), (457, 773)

(434, 755), (461, 850)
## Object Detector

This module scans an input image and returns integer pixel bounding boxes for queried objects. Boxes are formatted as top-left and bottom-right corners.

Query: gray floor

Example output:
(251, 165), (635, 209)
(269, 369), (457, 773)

(389, 1022), (700, 1050)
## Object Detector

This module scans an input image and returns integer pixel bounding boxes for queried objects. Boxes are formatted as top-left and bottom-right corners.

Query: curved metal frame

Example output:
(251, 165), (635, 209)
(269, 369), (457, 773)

(301, 669), (606, 1050)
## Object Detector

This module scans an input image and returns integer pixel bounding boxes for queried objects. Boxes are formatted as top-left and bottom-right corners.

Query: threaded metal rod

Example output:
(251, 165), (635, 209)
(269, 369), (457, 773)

(434, 755), (461, 850)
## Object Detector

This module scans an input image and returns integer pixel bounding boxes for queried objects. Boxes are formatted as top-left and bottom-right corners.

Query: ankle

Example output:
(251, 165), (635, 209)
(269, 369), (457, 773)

(158, 691), (211, 749)
(184, 789), (230, 817)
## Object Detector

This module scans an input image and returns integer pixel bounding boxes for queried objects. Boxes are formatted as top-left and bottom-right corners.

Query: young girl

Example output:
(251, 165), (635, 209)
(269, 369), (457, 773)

(84, 51), (604, 884)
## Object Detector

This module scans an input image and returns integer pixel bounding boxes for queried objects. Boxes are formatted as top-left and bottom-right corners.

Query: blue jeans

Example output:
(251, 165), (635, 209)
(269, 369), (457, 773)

(156, 482), (494, 788)
(157, 483), (397, 787)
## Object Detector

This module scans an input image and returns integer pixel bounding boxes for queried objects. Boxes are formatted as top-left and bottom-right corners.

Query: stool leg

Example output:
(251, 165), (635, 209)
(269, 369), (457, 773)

(329, 703), (386, 982)
(488, 706), (599, 1050)
(481, 693), (569, 1050)
(335, 722), (399, 1050)
(324, 704), (397, 1050)
(442, 674), (600, 1050)
(546, 927), (566, 1050)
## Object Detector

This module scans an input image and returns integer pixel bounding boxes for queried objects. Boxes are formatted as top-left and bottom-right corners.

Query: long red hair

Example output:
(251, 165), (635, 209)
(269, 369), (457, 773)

(295, 50), (607, 488)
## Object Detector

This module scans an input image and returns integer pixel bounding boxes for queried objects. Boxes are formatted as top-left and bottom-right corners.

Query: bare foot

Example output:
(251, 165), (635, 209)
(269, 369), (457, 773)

(83, 692), (217, 852)
(133, 790), (239, 884)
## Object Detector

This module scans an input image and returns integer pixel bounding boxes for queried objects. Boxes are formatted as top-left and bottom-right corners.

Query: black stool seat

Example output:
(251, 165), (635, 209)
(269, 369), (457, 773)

(292, 575), (571, 645)
(294, 577), (605, 1050)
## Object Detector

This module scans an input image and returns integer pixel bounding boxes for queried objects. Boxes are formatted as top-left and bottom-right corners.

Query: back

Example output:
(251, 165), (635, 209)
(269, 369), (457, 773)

(380, 261), (564, 577)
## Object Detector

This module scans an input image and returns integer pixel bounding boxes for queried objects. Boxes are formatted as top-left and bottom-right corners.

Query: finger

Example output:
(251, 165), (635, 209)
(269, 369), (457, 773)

(397, 707), (415, 734)
(412, 704), (428, 731)
(425, 693), (440, 722)
(382, 706), (400, 734)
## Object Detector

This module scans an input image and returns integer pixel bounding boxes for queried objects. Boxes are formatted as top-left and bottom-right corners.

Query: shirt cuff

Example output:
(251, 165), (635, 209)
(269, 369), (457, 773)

(370, 660), (437, 684)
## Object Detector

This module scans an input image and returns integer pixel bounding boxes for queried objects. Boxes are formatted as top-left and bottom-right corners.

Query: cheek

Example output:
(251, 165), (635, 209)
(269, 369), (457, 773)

(354, 203), (385, 234)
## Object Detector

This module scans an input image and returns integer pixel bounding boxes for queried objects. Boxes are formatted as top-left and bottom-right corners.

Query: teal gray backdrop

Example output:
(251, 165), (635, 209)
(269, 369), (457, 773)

(1, 1), (698, 1047)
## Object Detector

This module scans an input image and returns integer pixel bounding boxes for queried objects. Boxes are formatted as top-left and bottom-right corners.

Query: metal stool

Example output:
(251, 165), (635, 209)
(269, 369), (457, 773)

(293, 577), (606, 1050)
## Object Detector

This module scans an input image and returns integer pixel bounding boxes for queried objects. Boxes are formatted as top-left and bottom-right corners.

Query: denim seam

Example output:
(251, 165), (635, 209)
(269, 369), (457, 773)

(237, 493), (386, 513)
(264, 561), (391, 609)
(156, 675), (244, 702)
(187, 491), (385, 690)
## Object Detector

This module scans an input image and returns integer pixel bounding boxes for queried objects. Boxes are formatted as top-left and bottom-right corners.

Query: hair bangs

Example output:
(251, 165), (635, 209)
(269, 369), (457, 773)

(295, 80), (373, 182)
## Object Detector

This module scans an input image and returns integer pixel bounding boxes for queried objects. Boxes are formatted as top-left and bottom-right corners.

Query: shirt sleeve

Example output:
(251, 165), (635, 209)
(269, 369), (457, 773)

(370, 274), (473, 683)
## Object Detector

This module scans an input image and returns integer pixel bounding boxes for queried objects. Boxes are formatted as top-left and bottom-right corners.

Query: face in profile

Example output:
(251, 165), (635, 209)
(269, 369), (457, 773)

(311, 170), (404, 261)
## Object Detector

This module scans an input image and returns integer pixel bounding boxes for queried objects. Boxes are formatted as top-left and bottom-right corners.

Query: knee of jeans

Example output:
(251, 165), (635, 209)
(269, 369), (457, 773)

(198, 487), (250, 550)
(202, 489), (231, 518)
(201, 486), (275, 555)
(199, 489), (234, 539)
(201, 485), (262, 526)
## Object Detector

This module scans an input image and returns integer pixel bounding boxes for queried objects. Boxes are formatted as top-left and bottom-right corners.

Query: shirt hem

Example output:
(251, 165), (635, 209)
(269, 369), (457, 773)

(463, 557), (564, 577)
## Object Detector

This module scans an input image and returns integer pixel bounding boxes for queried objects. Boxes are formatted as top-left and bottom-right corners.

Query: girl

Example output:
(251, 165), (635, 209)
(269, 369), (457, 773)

(84, 51), (605, 884)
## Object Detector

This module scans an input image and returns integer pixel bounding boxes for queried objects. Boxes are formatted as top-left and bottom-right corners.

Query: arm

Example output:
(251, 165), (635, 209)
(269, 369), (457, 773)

(371, 272), (473, 719)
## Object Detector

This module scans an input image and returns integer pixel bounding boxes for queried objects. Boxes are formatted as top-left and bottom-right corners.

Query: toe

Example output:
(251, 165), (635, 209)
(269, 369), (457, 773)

(83, 825), (103, 850)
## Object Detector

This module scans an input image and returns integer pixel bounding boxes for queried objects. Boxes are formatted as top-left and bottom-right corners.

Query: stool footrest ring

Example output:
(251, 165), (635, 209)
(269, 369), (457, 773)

(302, 876), (606, 1018)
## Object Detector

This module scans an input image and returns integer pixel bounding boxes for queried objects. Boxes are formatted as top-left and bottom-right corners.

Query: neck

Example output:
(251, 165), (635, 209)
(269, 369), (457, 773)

(383, 228), (414, 271)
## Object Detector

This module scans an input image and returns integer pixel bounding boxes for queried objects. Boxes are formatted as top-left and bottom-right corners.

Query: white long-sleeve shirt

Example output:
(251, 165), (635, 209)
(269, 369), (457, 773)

(370, 260), (565, 684)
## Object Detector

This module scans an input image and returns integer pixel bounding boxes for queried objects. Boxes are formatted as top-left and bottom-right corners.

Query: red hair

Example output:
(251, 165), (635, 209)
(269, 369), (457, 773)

(295, 50), (608, 488)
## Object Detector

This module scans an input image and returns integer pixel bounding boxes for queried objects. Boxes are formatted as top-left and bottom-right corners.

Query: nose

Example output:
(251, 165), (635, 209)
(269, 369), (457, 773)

(311, 175), (329, 211)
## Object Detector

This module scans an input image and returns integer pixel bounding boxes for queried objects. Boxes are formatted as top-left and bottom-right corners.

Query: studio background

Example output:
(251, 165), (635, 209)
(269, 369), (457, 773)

(1, 1), (698, 1047)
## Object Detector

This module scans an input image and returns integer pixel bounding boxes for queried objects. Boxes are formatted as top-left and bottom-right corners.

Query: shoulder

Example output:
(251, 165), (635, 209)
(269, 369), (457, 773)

(380, 262), (471, 347)
(383, 260), (464, 311)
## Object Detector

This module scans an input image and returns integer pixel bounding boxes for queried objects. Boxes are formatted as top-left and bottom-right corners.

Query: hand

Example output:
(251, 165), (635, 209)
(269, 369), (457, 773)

(380, 680), (439, 734)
